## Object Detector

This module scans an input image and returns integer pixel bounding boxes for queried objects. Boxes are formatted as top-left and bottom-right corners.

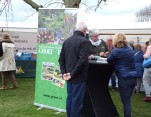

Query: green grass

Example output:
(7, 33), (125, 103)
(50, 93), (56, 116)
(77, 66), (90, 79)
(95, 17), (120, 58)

(110, 89), (151, 117)
(0, 78), (151, 117)
(0, 78), (65, 117)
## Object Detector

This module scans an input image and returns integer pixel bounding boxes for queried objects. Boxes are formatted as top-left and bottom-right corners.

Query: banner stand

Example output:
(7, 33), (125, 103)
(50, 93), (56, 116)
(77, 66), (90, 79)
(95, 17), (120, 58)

(34, 103), (66, 112)
(34, 8), (77, 112)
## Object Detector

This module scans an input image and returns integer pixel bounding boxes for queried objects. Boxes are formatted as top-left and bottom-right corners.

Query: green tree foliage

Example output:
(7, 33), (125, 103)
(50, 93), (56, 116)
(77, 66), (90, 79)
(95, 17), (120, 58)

(38, 9), (64, 30)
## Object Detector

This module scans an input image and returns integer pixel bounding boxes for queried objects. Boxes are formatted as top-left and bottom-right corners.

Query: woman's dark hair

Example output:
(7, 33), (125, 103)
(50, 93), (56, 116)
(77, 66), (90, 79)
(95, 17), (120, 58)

(145, 41), (149, 46)
(134, 44), (141, 50)
(2, 33), (13, 43)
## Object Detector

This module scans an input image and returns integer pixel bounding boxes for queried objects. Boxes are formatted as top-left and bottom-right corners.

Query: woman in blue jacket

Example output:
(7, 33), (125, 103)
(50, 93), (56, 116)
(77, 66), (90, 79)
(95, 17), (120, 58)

(107, 33), (137, 117)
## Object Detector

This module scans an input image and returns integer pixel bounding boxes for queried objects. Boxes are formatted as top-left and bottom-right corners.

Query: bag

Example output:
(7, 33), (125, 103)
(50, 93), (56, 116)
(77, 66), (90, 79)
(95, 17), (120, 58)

(0, 42), (3, 57)
(143, 56), (151, 68)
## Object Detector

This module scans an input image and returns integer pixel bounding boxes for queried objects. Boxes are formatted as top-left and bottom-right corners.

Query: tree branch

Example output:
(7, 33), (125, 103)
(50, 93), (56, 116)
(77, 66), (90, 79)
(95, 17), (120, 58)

(23, 0), (43, 11)
(95, 0), (106, 11)
(45, 2), (64, 8)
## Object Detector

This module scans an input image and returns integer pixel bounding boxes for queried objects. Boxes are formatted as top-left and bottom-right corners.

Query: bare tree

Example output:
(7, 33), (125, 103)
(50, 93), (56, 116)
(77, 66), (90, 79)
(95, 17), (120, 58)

(136, 4), (151, 22)
(0, 0), (107, 25)
(23, 0), (107, 11)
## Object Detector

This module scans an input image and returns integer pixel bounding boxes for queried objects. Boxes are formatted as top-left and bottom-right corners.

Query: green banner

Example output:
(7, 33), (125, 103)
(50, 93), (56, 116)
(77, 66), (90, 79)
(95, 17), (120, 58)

(34, 44), (66, 112)
(35, 8), (77, 112)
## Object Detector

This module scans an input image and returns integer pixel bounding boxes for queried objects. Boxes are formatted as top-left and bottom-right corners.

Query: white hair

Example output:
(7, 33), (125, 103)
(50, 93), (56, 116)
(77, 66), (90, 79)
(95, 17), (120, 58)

(76, 21), (87, 31)
(89, 29), (99, 37)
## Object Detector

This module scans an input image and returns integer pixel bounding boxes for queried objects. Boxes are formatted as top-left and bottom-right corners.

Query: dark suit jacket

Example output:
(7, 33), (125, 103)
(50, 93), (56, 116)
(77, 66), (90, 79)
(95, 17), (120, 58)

(58, 31), (90, 82)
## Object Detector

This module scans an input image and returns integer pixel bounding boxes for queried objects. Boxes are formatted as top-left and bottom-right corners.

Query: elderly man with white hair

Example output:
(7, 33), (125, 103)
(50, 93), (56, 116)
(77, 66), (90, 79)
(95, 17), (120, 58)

(59, 21), (91, 117)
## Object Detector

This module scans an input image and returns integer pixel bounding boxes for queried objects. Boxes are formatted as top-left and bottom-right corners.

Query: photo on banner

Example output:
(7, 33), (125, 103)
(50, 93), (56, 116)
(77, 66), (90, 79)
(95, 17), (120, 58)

(34, 8), (77, 112)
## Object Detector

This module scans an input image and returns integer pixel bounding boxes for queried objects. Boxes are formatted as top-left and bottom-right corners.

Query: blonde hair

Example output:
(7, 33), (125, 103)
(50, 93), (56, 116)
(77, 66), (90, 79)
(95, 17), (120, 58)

(113, 33), (128, 48)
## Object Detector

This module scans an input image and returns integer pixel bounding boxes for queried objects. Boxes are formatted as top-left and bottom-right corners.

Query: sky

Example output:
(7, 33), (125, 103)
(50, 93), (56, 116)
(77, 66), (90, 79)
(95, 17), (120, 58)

(0, 0), (151, 29)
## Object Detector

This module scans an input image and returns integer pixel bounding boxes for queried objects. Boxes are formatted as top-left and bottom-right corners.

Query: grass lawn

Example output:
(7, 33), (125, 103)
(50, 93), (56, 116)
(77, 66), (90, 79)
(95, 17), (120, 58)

(0, 78), (151, 117)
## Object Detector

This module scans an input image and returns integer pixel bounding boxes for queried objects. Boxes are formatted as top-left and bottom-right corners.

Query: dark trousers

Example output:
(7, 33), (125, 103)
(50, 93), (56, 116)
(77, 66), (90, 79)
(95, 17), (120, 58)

(66, 81), (86, 117)
(111, 75), (116, 89)
(1, 71), (17, 87)
(118, 78), (136, 117)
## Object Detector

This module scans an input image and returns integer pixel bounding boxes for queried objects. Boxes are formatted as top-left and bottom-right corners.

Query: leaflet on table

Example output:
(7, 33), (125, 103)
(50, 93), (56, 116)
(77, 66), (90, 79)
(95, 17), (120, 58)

(93, 56), (108, 63)
(96, 60), (108, 63)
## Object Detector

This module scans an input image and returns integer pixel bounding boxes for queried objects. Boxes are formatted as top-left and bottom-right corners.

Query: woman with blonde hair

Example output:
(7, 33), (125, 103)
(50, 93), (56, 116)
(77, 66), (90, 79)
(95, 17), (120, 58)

(0, 33), (18, 90)
(107, 33), (137, 117)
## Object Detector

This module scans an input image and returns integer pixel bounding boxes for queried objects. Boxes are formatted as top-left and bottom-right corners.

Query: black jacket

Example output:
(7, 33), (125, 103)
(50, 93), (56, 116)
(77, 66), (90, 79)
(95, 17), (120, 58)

(58, 31), (90, 82)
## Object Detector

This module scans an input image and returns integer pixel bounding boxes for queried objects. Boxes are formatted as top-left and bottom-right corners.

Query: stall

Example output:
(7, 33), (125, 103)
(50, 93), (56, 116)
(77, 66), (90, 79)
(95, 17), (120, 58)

(15, 60), (36, 78)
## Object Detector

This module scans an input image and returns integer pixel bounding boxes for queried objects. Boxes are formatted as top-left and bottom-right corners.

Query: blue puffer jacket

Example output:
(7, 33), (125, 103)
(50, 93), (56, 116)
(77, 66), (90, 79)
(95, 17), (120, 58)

(133, 49), (144, 78)
(107, 46), (137, 79)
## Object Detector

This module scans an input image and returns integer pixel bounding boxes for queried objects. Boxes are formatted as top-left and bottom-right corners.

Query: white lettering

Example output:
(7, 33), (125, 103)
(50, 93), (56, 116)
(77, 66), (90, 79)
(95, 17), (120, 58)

(39, 48), (53, 54)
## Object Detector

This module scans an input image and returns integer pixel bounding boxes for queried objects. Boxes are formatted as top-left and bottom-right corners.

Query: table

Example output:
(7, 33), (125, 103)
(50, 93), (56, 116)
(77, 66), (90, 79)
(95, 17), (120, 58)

(15, 60), (36, 78)
(82, 60), (119, 117)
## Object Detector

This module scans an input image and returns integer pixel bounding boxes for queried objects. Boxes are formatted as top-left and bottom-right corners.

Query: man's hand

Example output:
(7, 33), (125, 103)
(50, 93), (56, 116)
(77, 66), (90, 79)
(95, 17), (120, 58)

(63, 73), (71, 81)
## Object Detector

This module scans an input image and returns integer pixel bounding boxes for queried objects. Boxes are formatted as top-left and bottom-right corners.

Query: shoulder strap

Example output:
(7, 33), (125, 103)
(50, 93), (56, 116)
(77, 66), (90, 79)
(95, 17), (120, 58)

(0, 42), (3, 57)
(134, 51), (140, 56)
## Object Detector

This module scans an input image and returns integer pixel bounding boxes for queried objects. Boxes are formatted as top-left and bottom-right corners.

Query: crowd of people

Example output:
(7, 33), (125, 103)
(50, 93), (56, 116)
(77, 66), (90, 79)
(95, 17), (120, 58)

(124, 39), (151, 103)
(0, 21), (150, 117)
(59, 21), (151, 117)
